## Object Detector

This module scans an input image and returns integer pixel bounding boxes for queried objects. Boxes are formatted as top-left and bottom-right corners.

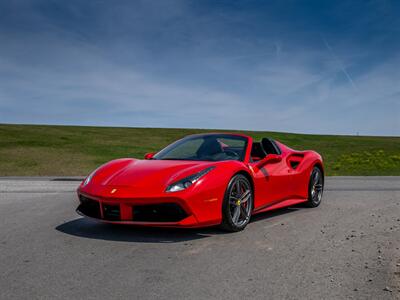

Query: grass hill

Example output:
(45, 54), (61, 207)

(0, 124), (399, 176)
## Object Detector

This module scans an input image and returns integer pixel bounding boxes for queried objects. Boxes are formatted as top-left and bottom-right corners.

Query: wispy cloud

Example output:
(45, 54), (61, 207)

(0, 0), (399, 135)
(321, 36), (357, 90)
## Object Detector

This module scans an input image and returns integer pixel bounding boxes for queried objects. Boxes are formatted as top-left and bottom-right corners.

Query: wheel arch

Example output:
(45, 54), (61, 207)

(219, 169), (255, 232)
(313, 161), (324, 184)
(234, 170), (255, 198)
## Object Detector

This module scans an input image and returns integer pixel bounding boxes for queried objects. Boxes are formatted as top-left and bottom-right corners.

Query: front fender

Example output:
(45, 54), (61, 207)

(184, 161), (250, 223)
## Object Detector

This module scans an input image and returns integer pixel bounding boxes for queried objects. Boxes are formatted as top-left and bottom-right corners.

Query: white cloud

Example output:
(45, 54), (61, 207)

(0, 0), (399, 135)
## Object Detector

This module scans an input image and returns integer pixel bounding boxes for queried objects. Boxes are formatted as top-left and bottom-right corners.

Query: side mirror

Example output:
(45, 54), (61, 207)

(144, 152), (156, 160)
(256, 154), (282, 169)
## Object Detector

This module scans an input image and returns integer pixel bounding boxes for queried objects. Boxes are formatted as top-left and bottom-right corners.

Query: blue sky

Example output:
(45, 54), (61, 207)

(0, 0), (399, 135)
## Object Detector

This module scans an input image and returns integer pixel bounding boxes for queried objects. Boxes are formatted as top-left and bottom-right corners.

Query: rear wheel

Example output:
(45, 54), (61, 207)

(306, 166), (323, 207)
(220, 174), (253, 232)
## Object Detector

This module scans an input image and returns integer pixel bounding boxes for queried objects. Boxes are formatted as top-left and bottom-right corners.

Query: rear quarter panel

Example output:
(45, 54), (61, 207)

(289, 150), (324, 199)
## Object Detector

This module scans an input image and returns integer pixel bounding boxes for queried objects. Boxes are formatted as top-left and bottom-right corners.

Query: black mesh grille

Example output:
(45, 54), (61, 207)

(103, 204), (120, 221)
(133, 203), (188, 222)
(78, 195), (101, 219)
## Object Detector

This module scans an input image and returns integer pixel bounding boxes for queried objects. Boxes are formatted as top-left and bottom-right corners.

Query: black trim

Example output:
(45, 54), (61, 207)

(77, 195), (101, 219)
(289, 161), (300, 169)
(261, 138), (281, 155)
(133, 203), (188, 222)
(270, 139), (282, 155)
(103, 204), (121, 221)
(250, 142), (267, 162)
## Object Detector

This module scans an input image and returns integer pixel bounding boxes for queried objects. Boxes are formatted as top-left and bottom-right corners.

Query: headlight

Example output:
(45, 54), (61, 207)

(82, 164), (106, 187)
(82, 172), (94, 187)
(166, 166), (215, 192)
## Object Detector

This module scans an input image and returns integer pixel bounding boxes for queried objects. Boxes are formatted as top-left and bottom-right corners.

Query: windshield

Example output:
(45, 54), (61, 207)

(154, 134), (248, 161)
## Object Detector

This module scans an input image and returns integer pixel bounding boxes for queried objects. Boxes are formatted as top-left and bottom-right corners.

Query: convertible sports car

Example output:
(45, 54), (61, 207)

(77, 133), (324, 231)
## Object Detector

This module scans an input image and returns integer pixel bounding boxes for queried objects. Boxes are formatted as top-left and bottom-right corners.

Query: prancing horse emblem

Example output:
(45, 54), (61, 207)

(110, 188), (117, 194)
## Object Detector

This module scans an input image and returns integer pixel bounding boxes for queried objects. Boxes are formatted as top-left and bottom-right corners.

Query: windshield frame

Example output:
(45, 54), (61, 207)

(153, 133), (250, 162)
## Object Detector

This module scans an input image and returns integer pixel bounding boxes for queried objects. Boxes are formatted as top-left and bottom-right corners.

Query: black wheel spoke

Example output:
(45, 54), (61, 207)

(235, 180), (241, 196)
(313, 171), (319, 182)
(232, 206), (240, 223)
(240, 205), (247, 218)
(239, 190), (251, 203)
(314, 183), (323, 191)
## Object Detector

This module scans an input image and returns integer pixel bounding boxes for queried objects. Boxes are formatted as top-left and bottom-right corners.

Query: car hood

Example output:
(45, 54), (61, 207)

(94, 159), (214, 190)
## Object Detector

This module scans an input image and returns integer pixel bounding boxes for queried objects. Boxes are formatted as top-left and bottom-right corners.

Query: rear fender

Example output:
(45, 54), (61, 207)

(286, 151), (323, 199)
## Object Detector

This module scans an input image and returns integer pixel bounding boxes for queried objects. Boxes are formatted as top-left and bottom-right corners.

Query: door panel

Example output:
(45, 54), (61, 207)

(250, 157), (293, 209)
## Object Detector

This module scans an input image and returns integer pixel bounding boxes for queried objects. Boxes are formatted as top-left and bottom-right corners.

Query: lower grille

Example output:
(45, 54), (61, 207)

(133, 203), (188, 222)
(103, 204), (120, 221)
(78, 195), (101, 219)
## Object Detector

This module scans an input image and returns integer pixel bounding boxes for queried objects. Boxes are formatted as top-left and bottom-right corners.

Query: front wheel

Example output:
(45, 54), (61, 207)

(220, 174), (253, 232)
(306, 166), (324, 207)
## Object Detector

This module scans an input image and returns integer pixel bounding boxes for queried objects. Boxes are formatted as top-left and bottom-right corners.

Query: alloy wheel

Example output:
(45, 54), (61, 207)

(310, 168), (323, 205)
(229, 177), (252, 227)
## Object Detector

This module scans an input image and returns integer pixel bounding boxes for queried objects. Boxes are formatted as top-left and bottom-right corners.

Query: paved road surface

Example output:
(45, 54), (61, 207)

(0, 177), (399, 299)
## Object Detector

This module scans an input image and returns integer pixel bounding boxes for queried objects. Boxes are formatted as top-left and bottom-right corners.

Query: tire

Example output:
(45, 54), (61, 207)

(220, 174), (253, 232)
(306, 166), (324, 207)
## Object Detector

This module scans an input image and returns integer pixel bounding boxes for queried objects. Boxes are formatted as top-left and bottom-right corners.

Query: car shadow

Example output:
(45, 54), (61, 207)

(55, 218), (221, 243)
(249, 206), (302, 223)
(56, 205), (306, 243)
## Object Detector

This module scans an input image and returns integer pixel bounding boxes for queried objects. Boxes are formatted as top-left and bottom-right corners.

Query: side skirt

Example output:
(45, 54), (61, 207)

(252, 198), (308, 215)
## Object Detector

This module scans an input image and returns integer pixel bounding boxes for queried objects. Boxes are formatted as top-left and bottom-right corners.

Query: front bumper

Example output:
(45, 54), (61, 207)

(76, 190), (221, 228)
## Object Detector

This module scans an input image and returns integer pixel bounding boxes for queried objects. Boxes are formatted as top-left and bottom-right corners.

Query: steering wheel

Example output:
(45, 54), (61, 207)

(224, 150), (240, 159)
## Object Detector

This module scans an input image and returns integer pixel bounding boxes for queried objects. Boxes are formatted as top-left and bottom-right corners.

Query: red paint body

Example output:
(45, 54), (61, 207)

(77, 133), (323, 228)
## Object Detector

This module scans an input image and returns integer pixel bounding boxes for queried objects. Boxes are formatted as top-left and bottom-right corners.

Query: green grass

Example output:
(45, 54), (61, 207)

(0, 124), (399, 176)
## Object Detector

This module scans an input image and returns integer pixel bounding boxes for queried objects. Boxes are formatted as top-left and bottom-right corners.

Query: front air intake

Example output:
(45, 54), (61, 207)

(133, 203), (188, 222)
(78, 195), (101, 219)
(102, 204), (120, 221)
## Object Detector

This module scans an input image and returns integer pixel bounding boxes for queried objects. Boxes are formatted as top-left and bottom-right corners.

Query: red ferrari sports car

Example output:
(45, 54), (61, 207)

(77, 133), (324, 231)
